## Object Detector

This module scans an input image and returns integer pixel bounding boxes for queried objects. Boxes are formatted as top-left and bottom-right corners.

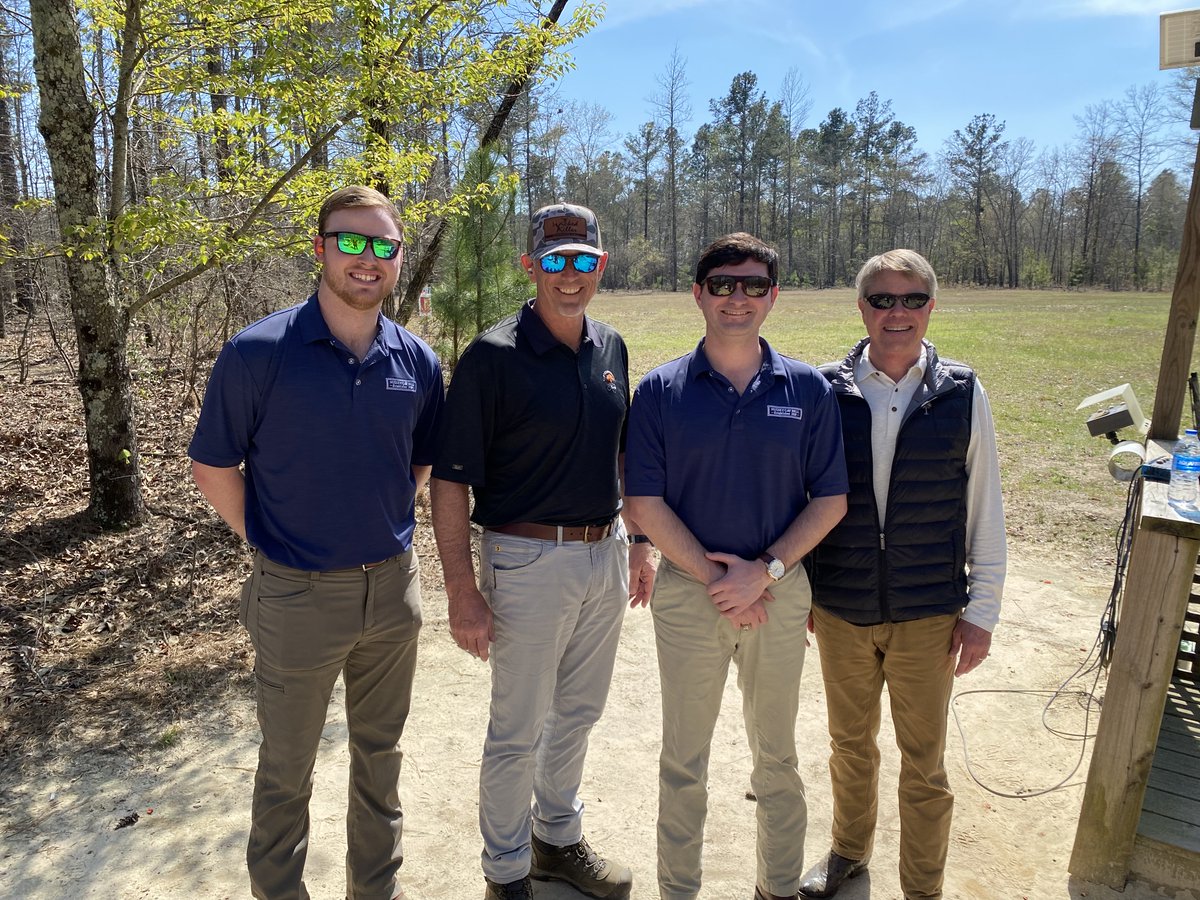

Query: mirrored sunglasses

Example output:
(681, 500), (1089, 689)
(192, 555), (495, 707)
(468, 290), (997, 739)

(539, 253), (600, 274)
(864, 292), (931, 310)
(703, 274), (774, 298)
(320, 231), (402, 260)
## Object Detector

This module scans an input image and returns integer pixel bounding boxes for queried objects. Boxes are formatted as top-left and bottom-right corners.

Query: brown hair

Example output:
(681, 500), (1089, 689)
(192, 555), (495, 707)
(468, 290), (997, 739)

(694, 232), (778, 285)
(317, 185), (404, 238)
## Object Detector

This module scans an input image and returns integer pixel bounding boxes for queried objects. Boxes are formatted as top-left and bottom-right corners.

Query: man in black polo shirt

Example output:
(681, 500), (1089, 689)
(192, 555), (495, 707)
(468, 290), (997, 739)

(431, 203), (655, 900)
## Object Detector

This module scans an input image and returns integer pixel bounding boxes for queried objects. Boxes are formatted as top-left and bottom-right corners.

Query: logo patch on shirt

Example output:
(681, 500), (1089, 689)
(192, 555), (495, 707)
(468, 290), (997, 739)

(602, 370), (619, 392)
(386, 378), (417, 392)
(767, 405), (803, 420)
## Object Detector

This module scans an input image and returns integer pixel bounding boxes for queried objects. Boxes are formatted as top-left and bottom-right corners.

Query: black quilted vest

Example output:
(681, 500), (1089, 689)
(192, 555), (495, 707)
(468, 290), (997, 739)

(810, 339), (975, 625)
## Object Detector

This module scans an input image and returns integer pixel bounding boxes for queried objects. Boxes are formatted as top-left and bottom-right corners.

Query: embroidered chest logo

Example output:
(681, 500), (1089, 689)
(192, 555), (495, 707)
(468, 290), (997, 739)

(386, 378), (417, 392)
(767, 405), (802, 420)
(602, 370), (620, 392)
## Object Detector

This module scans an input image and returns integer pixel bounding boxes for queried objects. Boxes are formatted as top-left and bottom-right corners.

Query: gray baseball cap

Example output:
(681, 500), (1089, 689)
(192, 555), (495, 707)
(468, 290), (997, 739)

(527, 203), (603, 259)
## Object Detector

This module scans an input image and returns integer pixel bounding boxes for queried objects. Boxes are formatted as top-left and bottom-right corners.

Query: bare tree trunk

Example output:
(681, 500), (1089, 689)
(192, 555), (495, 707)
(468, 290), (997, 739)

(30, 0), (145, 528)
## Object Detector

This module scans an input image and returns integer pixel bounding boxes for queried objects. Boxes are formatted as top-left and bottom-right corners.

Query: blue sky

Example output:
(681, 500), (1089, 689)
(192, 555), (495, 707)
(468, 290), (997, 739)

(552, 0), (1188, 159)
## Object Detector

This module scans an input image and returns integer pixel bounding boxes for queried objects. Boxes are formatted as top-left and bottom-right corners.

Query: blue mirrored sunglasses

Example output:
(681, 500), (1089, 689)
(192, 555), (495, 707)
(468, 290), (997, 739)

(539, 253), (600, 274)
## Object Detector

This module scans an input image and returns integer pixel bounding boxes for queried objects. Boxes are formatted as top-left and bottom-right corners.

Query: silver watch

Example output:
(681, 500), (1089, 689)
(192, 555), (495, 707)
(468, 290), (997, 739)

(759, 552), (785, 581)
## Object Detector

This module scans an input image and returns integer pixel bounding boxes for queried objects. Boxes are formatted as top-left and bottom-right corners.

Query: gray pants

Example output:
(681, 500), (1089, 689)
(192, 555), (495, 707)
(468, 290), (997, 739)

(477, 528), (629, 883)
(240, 549), (422, 900)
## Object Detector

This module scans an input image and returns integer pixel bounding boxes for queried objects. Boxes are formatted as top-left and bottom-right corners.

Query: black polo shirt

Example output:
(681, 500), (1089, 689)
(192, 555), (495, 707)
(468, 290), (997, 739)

(434, 300), (630, 527)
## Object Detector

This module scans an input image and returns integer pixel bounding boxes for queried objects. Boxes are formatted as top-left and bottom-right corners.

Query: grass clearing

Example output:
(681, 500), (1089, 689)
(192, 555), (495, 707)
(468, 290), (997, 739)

(590, 287), (1190, 579)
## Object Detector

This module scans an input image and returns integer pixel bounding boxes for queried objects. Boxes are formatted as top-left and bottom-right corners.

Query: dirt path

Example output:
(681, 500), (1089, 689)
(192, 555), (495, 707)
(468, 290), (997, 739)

(1, 559), (1194, 899)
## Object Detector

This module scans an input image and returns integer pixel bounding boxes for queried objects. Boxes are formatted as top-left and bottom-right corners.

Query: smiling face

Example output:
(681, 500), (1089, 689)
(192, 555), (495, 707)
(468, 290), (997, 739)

(858, 269), (935, 376)
(315, 205), (403, 313)
(522, 250), (608, 334)
(693, 257), (778, 345)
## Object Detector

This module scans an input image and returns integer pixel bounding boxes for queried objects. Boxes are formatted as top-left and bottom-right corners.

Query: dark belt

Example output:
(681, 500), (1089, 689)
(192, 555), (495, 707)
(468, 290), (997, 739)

(490, 519), (616, 543)
(321, 554), (400, 574)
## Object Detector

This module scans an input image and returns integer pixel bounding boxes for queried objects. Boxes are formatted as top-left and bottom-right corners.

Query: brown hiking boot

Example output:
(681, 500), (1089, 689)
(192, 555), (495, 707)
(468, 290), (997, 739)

(530, 834), (632, 899)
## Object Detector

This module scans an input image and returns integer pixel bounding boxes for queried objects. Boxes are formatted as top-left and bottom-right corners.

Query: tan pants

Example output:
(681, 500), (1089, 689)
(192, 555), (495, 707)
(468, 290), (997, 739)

(810, 605), (958, 900)
(652, 558), (812, 900)
(240, 549), (421, 900)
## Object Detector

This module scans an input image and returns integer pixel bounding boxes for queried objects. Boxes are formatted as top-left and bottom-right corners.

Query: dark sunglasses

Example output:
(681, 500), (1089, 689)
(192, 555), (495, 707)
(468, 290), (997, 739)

(320, 231), (402, 260)
(703, 274), (774, 298)
(539, 253), (601, 274)
(864, 292), (931, 310)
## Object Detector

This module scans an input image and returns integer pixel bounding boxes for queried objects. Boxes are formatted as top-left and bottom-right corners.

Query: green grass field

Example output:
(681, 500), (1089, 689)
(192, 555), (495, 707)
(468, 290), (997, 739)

(588, 287), (1188, 577)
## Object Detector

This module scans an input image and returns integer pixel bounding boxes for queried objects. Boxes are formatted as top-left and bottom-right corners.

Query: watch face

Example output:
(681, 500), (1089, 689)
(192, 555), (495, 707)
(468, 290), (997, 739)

(767, 557), (785, 580)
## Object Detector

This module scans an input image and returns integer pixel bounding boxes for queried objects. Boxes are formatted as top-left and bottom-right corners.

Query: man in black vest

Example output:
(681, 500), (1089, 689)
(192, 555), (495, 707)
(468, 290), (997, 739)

(799, 249), (1006, 900)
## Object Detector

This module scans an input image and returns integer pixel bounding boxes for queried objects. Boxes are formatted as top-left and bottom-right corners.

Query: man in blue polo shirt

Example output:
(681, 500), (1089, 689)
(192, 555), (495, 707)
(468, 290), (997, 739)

(625, 232), (848, 900)
(189, 185), (443, 900)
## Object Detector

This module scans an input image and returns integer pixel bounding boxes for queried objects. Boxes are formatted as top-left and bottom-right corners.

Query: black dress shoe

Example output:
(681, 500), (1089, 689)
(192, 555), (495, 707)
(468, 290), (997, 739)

(797, 850), (868, 899)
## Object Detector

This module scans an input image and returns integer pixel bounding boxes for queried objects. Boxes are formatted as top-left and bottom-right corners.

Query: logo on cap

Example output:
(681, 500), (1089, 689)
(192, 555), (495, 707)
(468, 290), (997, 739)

(543, 215), (588, 240)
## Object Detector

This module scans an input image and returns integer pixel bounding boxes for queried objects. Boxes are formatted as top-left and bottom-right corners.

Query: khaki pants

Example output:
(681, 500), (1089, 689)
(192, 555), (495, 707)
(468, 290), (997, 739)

(810, 605), (958, 900)
(240, 549), (422, 900)
(652, 559), (811, 900)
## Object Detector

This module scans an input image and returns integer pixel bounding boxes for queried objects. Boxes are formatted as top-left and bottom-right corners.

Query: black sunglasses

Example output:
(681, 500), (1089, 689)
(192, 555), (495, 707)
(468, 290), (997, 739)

(703, 274), (775, 298)
(864, 292), (931, 310)
(320, 231), (402, 260)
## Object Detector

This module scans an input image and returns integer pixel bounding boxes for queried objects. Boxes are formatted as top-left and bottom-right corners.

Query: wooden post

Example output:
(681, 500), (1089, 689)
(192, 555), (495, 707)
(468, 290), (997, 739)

(1069, 450), (1200, 886)
(1149, 137), (1200, 441)
(1071, 65), (1200, 892)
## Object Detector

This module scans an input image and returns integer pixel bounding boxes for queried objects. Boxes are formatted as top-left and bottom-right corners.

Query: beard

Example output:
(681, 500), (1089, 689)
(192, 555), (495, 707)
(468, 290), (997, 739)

(323, 266), (398, 312)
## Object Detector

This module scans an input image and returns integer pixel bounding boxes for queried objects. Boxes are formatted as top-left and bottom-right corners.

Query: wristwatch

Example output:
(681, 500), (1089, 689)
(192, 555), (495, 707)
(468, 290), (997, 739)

(759, 552), (785, 581)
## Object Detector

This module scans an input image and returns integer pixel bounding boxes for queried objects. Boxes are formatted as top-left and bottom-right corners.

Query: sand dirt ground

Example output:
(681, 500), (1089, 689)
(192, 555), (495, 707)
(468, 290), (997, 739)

(1, 559), (1196, 900)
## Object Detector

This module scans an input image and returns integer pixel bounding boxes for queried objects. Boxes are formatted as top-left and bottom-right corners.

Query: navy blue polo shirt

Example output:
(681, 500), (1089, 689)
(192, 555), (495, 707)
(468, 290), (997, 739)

(625, 338), (848, 559)
(433, 301), (629, 527)
(188, 294), (444, 570)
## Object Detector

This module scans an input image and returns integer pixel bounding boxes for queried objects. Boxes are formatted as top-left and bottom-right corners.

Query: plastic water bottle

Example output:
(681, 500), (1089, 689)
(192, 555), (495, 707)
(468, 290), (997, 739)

(1168, 428), (1200, 515)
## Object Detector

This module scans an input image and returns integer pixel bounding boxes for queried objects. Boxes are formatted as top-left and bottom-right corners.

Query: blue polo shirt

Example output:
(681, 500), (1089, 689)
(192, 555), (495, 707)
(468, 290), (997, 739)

(188, 294), (444, 570)
(625, 338), (848, 559)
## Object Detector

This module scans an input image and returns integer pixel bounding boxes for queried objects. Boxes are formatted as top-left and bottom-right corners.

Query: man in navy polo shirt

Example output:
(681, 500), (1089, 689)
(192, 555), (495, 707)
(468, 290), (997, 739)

(625, 232), (848, 900)
(430, 203), (654, 900)
(189, 185), (443, 900)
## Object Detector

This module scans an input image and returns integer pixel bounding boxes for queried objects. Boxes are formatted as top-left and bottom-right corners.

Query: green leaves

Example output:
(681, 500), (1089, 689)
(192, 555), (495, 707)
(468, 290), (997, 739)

(62, 0), (600, 307)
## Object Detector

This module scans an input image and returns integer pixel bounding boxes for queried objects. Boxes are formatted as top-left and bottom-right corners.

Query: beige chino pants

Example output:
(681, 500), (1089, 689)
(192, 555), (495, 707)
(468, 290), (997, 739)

(652, 558), (812, 900)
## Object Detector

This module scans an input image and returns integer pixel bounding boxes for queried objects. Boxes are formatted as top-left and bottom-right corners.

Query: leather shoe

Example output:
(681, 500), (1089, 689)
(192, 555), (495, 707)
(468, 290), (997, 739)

(797, 850), (868, 898)
(754, 887), (798, 900)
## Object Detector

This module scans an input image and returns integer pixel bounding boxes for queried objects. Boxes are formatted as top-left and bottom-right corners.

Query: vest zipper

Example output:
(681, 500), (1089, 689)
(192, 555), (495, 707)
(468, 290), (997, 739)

(878, 530), (891, 621)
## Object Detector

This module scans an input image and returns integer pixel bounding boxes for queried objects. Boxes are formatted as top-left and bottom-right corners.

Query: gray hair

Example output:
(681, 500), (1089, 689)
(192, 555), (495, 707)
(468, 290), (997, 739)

(855, 249), (938, 298)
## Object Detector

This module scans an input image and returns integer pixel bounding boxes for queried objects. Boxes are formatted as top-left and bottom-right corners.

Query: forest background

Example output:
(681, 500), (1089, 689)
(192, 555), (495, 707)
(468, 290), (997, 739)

(3, 0), (1200, 533)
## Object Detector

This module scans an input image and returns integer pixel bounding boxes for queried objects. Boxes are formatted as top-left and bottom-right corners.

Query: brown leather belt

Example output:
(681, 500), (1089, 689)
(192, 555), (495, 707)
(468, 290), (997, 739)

(490, 519), (616, 543)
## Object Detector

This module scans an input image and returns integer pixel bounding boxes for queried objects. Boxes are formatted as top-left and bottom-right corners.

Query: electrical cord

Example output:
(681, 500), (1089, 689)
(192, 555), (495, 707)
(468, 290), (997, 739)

(949, 473), (1141, 798)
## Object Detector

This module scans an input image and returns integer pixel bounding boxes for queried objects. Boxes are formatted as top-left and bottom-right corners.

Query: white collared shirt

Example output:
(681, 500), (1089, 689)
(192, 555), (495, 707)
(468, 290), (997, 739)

(854, 345), (1006, 631)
